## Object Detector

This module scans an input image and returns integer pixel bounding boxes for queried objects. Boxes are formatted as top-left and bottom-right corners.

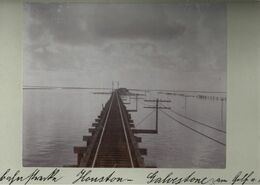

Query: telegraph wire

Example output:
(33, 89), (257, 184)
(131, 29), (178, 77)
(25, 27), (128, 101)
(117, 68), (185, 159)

(160, 109), (226, 146)
(136, 110), (155, 126)
(159, 102), (226, 133)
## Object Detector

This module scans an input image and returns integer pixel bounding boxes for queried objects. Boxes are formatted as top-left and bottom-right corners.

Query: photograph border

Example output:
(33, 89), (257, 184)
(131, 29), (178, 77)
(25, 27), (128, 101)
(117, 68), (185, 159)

(0, 0), (259, 184)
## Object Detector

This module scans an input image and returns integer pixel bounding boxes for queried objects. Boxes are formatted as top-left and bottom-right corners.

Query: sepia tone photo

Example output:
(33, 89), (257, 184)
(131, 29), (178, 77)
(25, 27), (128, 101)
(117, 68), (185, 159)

(23, 2), (226, 168)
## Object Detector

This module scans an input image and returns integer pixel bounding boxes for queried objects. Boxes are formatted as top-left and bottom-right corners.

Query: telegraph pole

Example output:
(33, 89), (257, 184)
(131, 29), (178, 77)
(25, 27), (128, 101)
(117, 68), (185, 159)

(136, 94), (138, 110)
(221, 97), (225, 125)
(184, 95), (187, 115)
(112, 81), (114, 91)
(183, 95), (193, 115)
(144, 98), (171, 133)
(155, 99), (158, 131)
(128, 93), (144, 112)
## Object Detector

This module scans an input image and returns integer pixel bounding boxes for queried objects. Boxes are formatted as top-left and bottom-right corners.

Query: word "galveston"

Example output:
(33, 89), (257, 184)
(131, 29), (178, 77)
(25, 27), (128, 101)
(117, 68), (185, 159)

(147, 171), (227, 184)
(147, 171), (260, 185)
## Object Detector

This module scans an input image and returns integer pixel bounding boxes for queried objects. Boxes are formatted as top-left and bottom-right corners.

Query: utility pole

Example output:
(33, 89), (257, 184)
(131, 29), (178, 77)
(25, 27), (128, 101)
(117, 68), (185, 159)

(184, 95), (187, 115)
(155, 99), (159, 132)
(220, 97), (225, 125)
(112, 81), (114, 91)
(128, 93), (144, 112)
(136, 94), (138, 110)
(183, 95), (193, 115)
(144, 98), (171, 133)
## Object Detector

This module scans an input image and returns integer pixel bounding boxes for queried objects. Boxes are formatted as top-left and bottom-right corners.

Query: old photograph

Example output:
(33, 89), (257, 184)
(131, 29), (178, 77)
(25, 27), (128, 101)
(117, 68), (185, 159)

(23, 2), (226, 168)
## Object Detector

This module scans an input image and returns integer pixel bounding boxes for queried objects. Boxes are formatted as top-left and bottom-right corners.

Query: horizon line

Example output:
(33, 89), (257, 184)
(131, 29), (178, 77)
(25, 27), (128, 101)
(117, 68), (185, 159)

(23, 85), (226, 94)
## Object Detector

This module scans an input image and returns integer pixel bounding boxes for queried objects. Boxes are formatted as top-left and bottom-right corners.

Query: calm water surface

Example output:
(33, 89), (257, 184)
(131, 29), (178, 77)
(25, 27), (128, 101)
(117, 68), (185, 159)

(23, 89), (226, 168)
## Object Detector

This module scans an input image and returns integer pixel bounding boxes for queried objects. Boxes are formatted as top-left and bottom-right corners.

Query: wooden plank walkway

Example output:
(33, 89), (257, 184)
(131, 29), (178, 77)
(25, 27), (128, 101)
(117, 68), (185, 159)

(73, 89), (146, 167)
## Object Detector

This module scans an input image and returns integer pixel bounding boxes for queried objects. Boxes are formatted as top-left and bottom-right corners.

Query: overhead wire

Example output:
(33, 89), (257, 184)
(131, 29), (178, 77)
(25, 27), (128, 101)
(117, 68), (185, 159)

(126, 94), (155, 127)
(139, 92), (226, 146)
(159, 102), (226, 133)
(159, 109), (226, 146)
(135, 110), (155, 126)
(133, 92), (226, 146)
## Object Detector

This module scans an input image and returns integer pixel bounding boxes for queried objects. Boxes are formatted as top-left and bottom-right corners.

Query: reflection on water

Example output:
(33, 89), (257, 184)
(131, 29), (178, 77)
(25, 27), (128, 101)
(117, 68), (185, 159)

(23, 90), (226, 168)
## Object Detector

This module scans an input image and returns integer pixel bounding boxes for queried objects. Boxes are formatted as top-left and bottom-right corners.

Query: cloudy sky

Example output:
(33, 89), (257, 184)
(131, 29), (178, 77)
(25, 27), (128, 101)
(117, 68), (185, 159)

(24, 3), (226, 91)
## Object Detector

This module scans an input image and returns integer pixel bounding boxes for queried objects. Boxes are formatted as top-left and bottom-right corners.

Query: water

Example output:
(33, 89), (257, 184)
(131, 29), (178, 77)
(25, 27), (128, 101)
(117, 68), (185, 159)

(23, 89), (109, 167)
(23, 89), (226, 168)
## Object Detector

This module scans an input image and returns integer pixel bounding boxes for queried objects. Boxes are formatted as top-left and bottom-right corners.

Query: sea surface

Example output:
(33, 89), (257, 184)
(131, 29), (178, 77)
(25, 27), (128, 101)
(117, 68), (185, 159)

(23, 89), (226, 168)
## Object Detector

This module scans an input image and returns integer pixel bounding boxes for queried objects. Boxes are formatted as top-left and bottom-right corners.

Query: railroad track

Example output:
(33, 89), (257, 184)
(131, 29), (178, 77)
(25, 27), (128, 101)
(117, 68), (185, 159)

(73, 90), (145, 167)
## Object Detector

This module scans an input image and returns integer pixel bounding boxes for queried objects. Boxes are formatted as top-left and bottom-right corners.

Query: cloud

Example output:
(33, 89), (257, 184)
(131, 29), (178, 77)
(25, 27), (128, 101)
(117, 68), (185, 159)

(25, 3), (188, 46)
(24, 3), (226, 90)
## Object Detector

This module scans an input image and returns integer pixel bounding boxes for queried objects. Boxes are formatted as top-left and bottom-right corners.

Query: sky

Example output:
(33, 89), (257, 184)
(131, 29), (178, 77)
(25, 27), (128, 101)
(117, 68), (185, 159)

(24, 3), (226, 91)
